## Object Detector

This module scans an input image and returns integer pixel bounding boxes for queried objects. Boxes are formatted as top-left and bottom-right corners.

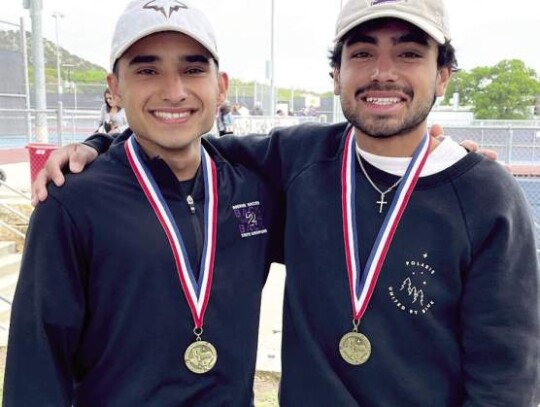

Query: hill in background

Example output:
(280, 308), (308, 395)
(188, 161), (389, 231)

(0, 29), (106, 73)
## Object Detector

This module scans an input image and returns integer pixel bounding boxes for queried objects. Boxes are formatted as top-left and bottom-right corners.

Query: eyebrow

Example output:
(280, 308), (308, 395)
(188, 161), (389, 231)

(128, 54), (211, 66)
(346, 31), (430, 47)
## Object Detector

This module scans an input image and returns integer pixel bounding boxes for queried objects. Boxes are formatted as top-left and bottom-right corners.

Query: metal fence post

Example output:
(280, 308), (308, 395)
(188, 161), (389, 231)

(20, 17), (32, 143)
(507, 124), (513, 164)
(57, 101), (64, 146)
(480, 126), (485, 149)
(71, 110), (77, 144)
(533, 130), (538, 162)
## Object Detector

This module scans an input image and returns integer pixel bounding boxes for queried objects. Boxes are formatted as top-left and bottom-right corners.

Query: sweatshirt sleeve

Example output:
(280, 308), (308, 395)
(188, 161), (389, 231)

(3, 196), (87, 406)
(459, 174), (540, 406)
(209, 132), (285, 190)
(82, 132), (114, 154)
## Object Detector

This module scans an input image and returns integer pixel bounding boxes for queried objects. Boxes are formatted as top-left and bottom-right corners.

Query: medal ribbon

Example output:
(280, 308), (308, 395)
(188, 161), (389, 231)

(125, 135), (218, 329)
(341, 128), (431, 321)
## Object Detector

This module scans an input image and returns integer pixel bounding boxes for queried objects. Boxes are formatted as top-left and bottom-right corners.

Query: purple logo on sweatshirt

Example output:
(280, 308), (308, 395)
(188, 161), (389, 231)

(232, 201), (267, 238)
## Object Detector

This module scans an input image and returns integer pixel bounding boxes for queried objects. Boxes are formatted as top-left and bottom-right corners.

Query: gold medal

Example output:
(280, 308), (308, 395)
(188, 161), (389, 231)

(339, 331), (371, 365)
(184, 340), (218, 374)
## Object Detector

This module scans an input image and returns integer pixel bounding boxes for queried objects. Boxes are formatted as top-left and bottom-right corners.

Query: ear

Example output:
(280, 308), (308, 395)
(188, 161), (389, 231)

(217, 72), (229, 107)
(435, 67), (451, 98)
(333, 68), (341, 96)
(107, 73), (121, 104)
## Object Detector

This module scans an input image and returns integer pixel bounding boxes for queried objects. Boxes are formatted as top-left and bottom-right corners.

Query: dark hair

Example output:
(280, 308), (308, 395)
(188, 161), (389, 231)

(328, 18), (458, 73)
(103, 88), (113, 111)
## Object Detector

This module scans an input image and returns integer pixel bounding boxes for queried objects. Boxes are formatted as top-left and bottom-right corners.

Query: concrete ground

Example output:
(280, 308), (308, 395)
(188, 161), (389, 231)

(256, 264), (285, 373)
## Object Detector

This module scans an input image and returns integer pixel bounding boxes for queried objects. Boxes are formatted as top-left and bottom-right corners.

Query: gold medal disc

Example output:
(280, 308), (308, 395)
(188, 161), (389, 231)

(184, 340), (218, 374)
(339, 332), (371, 365)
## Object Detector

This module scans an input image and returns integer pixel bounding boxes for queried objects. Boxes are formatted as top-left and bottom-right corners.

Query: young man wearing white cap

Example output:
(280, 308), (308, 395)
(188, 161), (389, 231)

(27, 0), (539, 406)
(3, 1), (283, 405)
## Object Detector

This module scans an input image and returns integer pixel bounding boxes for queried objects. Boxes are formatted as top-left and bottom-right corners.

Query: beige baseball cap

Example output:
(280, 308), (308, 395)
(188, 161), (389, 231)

(110, 0), (219, 71)
(335, 0), (451, 45)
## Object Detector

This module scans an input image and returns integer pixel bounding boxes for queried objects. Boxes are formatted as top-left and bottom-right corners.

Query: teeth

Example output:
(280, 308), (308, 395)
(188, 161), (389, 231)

(366, 97), (400, 105)
(154, 111), (190, 120)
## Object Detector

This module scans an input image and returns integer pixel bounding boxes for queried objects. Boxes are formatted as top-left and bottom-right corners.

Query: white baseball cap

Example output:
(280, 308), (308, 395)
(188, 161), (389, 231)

(334, 0), (451, 45)
(110, 0), (219, 71)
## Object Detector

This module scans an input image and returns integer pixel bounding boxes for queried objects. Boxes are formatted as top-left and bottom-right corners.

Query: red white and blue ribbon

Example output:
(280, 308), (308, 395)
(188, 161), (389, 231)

(341, 128), (431, 321)
(125, 135), (218, 329)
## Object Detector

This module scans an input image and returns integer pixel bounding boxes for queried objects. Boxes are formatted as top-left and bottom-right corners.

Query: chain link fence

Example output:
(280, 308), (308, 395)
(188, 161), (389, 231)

(0, 105), (537, 255)
(428, 124), (540, 256)
(442, 125), (540, 164)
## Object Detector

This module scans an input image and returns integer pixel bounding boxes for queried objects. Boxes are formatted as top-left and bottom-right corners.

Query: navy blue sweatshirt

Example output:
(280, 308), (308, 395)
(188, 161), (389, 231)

(214, 122), (540, 407)
(4, 133), (284, 406)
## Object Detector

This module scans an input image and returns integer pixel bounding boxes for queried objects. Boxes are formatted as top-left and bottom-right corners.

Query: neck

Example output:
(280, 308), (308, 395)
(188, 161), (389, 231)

(135, 137), (201, 181)
(354, 125), (439, 157)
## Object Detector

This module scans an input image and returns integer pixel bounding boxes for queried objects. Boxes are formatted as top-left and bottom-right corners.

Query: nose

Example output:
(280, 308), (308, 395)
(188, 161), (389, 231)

(370, 55), (397, 82)
(161, 72), (189, 103)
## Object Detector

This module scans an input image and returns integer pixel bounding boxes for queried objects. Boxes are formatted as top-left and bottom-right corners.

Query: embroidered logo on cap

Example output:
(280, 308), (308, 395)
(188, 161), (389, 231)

(232, 201), (268, 238)
(143, 0), (188, 18)
(371, 0), (406, 5)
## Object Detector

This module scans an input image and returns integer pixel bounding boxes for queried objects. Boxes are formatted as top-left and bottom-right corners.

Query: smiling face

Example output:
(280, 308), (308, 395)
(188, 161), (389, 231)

(107, 31), (227, 175)
(333, 19), (450, 152)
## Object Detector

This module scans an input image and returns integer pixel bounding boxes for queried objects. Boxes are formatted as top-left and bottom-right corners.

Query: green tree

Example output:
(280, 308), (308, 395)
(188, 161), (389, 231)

(443, 59), (540, 119)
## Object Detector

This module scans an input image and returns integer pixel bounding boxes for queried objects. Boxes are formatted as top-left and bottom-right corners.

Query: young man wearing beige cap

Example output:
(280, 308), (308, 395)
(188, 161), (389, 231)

(27, 0), (539, 406)
(218, 0), (538, 405)
(3, 1), (283, 405)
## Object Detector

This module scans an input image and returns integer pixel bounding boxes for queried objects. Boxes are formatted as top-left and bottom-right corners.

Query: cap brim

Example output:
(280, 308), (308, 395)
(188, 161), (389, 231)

(334, 9), (446, 44)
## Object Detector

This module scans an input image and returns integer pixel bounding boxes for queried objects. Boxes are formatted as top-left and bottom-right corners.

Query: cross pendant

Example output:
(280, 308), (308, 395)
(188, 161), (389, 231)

(376, 194), (387, 213)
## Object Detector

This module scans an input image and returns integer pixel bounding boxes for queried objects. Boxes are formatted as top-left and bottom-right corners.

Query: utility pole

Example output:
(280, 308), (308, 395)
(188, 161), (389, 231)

(26, 0), (48, 142)
(52, 11), (64, 99)
(20, 17), (32, 142)
(269, 0), (275, 118)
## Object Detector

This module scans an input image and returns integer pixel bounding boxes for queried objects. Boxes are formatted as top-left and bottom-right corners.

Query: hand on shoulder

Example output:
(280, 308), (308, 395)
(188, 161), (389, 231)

(31, 143), (99, 206)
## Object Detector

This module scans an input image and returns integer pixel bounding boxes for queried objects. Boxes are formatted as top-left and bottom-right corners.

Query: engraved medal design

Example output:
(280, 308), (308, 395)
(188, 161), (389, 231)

(339, 332), (371, 365)
(184, 340), (218, 374)
(340, 128), (430, 364)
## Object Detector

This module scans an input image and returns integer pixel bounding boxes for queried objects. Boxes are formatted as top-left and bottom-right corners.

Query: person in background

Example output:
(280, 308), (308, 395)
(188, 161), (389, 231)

(97, 88), (128, 135)
(250, 102), (264, 116)
(216, 101), (234, 136)
(3, 1), (282, 405)
(231, 103), (241, 115)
